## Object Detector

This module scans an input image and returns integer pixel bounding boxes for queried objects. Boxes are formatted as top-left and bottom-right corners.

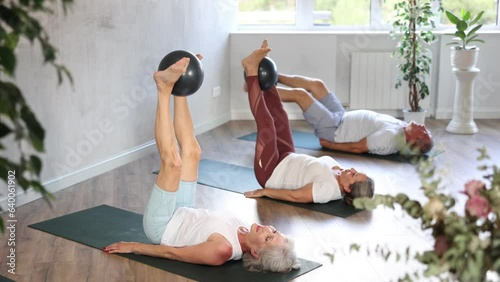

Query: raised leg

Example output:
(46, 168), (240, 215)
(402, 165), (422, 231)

(278, 74), (330, 101)
(174, 96), (201, 182)
(142, 57), (191, 243)
(153, 58), (191, 192)
(262, 86), (295, 162)
(278, 74), (345, 115)
(275, 86), (314, 111)
(242, 40), (284, 187)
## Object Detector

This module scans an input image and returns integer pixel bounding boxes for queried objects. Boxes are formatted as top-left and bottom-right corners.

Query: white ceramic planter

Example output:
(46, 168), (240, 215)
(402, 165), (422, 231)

(450, 47), (479, 70)
(403, 109), (426, 125)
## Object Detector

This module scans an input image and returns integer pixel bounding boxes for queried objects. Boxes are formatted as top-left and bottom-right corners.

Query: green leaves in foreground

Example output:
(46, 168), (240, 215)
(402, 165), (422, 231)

(0, 0), (74, 233)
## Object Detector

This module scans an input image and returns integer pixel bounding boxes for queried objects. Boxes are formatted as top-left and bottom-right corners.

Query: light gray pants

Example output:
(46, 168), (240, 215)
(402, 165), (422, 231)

(303, 92), (345, 142)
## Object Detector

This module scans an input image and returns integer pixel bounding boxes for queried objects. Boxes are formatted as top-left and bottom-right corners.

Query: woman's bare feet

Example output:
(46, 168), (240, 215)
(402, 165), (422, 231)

(154, 57), (190, 90)
(241, 40), (271, 76)
(260, 39), (268, 49)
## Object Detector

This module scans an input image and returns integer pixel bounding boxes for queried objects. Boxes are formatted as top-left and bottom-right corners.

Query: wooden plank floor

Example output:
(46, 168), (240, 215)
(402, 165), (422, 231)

(1, 119), (499, 282)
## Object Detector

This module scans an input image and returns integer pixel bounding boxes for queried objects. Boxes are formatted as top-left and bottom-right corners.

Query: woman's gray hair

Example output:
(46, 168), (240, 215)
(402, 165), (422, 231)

(344, 177), (375, 205)
(242, 235), (300, 273)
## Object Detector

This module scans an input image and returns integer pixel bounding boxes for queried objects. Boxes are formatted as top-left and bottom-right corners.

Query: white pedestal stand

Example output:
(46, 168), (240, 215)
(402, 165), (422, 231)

(446, 67), (479, 134)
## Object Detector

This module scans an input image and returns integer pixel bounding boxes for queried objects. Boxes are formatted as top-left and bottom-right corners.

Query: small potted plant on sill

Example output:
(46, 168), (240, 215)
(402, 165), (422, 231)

(391, 0), (441, 124)
(445, 9), (485, 70)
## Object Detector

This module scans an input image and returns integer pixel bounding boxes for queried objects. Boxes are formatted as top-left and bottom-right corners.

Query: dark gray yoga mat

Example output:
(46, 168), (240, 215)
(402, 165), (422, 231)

(29, 205), (321, 282)
(238, 130), (444, 164)
(0, 275), (15, 282)
(155, 159), (362, 218)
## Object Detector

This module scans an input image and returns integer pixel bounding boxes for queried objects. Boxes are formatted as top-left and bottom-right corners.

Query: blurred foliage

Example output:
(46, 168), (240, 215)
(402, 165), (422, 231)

(314, 0), (370, 26)
(0, 0), (74, 233)
(238, 0), (497, 27)
(441, 0), (497, 25)
(349, 148), (500, 281)
(239, 0), (295, 11)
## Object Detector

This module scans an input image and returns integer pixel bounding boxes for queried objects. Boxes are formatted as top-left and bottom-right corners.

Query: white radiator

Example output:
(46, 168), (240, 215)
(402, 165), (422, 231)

(349, 52), (407, 110)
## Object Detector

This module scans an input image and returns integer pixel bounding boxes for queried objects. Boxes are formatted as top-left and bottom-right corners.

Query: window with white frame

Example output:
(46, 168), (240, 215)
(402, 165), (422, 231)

(238, 0), (500, 30)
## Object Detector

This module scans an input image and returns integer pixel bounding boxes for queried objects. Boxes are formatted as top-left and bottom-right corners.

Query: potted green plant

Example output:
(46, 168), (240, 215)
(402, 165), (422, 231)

(445, 9), (485, 70)
(390, 0), (441, 124)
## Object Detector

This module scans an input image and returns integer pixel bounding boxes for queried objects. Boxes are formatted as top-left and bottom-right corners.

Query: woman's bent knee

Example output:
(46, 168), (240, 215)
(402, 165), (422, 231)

(310, 79), (328, 94)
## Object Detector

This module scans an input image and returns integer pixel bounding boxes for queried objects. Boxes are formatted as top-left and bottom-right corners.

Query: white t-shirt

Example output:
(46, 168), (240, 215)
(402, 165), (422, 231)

(265, 153), (341, 203)
(161, 207), (247, 260)
(334, 110), (406, 155)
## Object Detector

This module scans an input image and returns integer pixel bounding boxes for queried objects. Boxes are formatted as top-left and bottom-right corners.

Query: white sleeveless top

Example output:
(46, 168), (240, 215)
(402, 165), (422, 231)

(265, 153), (341, 203)
(161, 207), (247, 260)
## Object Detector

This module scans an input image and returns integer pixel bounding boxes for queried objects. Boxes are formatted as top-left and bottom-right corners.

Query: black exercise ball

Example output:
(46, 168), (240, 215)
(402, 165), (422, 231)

(258, 57), (278, 90)
(243, 57), (278, 91)
(157, 50), (204, 96)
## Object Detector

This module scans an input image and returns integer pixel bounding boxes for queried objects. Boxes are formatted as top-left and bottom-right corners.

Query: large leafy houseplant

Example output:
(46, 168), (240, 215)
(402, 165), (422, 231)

(391, 0), (441, 112)
(0, 0), (74, 232)
(352, 148), (500, 281)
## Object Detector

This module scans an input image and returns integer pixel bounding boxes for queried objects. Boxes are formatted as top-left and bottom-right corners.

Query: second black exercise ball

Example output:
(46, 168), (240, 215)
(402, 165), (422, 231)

(257, 57), (278, 91)
(243, 56), (278, 91)
(157, 50), (204, 96)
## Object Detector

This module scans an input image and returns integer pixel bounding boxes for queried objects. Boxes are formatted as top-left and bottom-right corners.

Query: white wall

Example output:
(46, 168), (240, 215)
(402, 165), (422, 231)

(229, 32), (500, 120)
(1, 0), (238, 209)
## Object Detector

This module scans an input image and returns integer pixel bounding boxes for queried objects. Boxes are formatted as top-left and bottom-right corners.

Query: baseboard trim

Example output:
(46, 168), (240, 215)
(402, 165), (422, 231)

(0, 141), (158, 211)
(0, 113), (232, 211)
(435, 108), (500, 119)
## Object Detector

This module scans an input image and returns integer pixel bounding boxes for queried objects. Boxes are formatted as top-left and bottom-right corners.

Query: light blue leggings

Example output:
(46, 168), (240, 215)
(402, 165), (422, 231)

(142, 181), (196, 244)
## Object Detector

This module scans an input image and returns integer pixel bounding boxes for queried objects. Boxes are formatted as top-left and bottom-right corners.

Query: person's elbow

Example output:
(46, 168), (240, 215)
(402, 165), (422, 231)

(351, 146), (368, 154)
(289, 192), (312, 203)
(319, 138), (334, 149)
(351, 142), (369, 153)
(210, 243), (233, 266)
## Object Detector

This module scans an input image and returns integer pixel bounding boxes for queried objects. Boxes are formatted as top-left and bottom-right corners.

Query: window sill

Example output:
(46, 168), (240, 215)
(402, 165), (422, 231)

(232, 29), (500, 36)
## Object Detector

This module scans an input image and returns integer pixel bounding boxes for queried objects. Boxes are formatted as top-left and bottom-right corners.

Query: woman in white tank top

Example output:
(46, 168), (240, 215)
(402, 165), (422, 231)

(103, 53), (300, 273)
(242, 41), (375, 206)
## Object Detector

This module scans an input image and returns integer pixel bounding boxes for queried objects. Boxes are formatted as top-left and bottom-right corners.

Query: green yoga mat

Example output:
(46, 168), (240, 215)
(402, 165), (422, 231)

(238, 130), (443, 164)
(29, 205), (321, 282)
(155, 159), (362, 218)
(0, 275), (15, 282)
